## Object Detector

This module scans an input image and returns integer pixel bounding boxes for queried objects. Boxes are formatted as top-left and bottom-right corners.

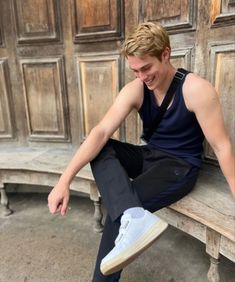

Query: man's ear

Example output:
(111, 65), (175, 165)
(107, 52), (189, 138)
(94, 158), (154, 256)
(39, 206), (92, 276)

(162, 47), (171, 62)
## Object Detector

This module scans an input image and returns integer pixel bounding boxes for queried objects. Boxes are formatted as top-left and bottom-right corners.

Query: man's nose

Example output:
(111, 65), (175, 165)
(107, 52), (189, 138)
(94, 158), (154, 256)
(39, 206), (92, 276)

(138, 71), (147, 81)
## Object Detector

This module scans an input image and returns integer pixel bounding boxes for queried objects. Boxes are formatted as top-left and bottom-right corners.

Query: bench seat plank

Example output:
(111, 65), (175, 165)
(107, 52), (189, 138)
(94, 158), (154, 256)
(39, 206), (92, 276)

(0, 147), (93, 180)
(170, 165), (235, 241)
(0, 147), (103, 232)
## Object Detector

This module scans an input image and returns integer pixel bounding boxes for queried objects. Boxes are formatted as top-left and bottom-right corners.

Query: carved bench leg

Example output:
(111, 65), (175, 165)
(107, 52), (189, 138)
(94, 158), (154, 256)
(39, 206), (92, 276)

(0, 183), (13, 216)
(93, 199), (104, 233)
(206, 227), (221, 282)
(90, 182), (104, 233)
(207, 257), (220, 282)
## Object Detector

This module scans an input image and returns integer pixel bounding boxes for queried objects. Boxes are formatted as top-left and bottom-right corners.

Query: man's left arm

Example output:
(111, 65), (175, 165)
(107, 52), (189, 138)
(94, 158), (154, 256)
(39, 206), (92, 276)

(184, 74), (235, 197)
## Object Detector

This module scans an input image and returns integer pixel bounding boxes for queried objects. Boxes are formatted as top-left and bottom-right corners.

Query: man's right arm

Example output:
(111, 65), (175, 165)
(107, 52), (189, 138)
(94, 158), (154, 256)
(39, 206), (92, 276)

(47, 78), (143, 215)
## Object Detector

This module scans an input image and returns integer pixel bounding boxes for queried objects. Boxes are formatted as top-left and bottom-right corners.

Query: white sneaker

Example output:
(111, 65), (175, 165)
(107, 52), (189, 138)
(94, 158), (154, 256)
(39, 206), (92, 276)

(100, 210), (168, 275)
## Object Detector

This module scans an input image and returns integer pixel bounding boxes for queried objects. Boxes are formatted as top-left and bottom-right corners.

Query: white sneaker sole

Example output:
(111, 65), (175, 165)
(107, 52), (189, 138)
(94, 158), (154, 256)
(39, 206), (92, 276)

(100, 218), (168, 275)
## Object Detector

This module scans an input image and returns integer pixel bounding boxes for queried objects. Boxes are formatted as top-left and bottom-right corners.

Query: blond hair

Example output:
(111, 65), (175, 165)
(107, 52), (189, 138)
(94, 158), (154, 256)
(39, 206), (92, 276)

(122, 22), (170, 61)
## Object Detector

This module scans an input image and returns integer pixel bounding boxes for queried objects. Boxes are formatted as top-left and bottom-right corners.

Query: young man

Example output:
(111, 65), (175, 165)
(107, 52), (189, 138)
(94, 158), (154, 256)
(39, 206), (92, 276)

(48, 22), (235, 281)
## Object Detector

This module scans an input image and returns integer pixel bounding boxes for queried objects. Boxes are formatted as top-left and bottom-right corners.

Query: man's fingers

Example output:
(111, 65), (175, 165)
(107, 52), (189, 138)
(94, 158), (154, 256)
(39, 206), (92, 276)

(61, 198), (68, 216)
(48, 199), (62, 214)
(47, 187), (70, 216)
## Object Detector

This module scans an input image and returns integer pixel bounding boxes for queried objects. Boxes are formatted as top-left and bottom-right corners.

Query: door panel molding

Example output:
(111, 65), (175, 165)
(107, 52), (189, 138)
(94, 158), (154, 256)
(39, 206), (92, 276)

(171, 47), (194, 70)
(205, 42), (235, 160)
(76, 52), (122, 140)
(20, 57), (70, 142)
(0, 15), (3, 47)
(12, 0), (62, 44)
(0, 59), (14, 139)
(140, 0), (197, 33)
(72, 0), (124, 43)
(211, 0), (235, 27)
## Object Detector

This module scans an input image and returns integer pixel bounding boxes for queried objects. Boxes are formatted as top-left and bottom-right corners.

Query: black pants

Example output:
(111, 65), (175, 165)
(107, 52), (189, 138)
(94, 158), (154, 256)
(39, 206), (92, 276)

(90, 139), (200, 282)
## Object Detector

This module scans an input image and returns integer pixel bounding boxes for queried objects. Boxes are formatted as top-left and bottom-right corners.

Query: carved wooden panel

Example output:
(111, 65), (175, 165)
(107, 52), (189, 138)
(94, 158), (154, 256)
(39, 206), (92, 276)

(205, 43), (235, 160)
(72, 0), (124, 43)
(171, 47), (193, 70)
(140, 0), (196, 32)
(0, 2), (3, 47)
(20, 57), (70, 142)
(13, 0), (61, 44)
(0, 59), (14, 139)
(0, 22), (2, 47)
(211, 0), (235, 27)
(77, 53), (121, 139)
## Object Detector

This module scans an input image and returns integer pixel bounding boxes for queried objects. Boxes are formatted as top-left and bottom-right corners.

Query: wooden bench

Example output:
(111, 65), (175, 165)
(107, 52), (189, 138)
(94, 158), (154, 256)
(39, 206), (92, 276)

(0, 147), (103, 233)
(0, 147), (234, 282)
(156, 164), (235, 282)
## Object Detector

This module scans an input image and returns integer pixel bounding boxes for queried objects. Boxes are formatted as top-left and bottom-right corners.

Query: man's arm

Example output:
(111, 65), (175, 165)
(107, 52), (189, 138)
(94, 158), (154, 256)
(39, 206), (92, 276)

(184, 74), (235, 197)
(48, 78), (144, 215)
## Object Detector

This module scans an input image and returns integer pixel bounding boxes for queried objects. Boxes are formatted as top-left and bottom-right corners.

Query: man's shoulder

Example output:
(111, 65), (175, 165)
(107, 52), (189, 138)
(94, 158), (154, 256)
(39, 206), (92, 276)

(124, 78), (143, 91)
(183, 72), (217, 111)
(184, 73), (215, 95)
(184, 72), (213, 91)
(121, 78), (144, 97)
(118, 78), (144, 109)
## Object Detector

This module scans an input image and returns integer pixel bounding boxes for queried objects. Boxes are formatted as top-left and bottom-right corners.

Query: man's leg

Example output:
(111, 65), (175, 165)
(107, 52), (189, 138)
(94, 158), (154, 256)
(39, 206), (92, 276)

(91, 144), (199, 282)
(92, 215), (122, 282)
(92, 172), (199, 281)
(90, 139), (144, 222)
(91, 141), (168, 281)
(91, 139), (148, 282)
(133, 147), (200, 212)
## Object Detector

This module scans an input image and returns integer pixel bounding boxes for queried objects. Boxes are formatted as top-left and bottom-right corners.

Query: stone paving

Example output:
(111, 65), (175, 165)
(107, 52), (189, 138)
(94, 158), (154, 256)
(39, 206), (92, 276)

(0, 190), (235, 282)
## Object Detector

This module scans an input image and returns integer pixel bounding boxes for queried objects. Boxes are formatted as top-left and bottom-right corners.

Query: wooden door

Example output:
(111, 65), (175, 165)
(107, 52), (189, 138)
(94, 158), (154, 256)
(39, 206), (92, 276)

(0, 0), (124, 148)
(0, 0), (234, 166)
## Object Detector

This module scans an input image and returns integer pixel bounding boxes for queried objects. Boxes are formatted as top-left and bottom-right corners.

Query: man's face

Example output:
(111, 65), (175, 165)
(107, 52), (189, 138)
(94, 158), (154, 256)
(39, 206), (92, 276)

(127, 50), (169, 91)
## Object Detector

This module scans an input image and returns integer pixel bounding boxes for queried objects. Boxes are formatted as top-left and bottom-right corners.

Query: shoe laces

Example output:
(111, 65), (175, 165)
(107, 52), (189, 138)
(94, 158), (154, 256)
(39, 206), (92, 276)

(115, 214), (132, 245)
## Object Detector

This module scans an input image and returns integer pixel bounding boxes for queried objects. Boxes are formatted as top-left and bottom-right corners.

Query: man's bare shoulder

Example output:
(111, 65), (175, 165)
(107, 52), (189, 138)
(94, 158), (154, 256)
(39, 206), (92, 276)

(183, 72), (218, 112)
(122, 78), (143, 93)
(119, 78), (144, 109)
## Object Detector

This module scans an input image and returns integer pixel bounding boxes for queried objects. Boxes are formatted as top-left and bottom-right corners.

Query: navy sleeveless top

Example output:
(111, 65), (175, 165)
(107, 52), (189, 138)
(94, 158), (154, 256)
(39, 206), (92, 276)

(138, 69), (204, 167)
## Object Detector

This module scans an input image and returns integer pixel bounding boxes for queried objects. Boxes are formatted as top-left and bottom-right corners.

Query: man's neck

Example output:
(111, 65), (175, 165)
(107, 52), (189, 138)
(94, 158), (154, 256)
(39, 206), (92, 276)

(154, 66), (176, 97)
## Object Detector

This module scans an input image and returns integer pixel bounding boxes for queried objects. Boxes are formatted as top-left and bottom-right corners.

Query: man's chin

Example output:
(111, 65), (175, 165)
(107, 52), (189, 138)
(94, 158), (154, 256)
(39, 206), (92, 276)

(145, 79), (157, 90)
(146, 83), (156, 90)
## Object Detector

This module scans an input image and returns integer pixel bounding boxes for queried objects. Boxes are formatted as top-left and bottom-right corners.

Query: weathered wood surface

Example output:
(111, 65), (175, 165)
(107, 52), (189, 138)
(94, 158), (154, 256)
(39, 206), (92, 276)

(0, 1), (234, 280)
(0, 147), (103, 232)
(155, 164), (235, 282)
(0, 147), (235, 280)
(156, 164), (235, 269)
(169, 165), (235, 242)
(0, 0), (234, 150)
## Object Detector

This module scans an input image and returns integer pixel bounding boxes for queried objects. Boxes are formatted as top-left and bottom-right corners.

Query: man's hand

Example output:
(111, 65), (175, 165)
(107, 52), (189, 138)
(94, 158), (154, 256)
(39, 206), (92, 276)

(48, 182), (70, 216)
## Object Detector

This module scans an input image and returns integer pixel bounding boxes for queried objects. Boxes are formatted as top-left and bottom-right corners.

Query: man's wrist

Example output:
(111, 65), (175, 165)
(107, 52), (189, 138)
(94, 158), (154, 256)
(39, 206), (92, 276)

(58, 175), (72, 188)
